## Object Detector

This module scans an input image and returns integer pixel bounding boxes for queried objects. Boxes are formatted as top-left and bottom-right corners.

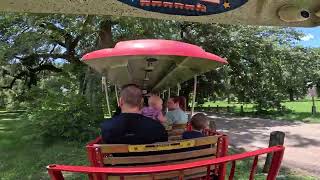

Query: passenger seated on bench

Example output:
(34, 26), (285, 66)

(182, 113), (209, 139)
(166, 96), (188, 125)
(101, 84), (168, 144)
(141, 95), (166, 123)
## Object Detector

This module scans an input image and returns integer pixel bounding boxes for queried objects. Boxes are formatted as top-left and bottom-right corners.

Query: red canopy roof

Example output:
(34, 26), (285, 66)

(82, 39), (227, 91)
(82, 39), (227, 64)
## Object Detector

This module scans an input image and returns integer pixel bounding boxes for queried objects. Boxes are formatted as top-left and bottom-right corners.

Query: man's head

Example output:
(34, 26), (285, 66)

(167, 96), (186, 111)
(119, 84), (143, 112)
(190, 113), (209, 131)
(167, 97), (179, 111)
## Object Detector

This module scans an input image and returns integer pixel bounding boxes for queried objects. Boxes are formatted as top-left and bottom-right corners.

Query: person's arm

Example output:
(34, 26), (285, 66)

(157, 112), (167, 123)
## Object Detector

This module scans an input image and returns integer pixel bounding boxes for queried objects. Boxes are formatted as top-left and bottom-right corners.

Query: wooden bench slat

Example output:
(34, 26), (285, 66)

(120, 156), (216, 167)
(168, 129), (184, 136)
(98, 135), (220, 154)
(104, 147), (216, 165)
(107, 156), (216, 169)
(106, 166), (210, 180)
(153, 156), (216, 166)
(172, 124), (187, 129)
(168, 135), (182, 141)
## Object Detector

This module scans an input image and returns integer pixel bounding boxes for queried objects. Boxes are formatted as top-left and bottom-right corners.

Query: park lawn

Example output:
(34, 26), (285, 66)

(1, 111), (318, 179)
(283, 99), (320, 112)
(0, 111), (87, 180)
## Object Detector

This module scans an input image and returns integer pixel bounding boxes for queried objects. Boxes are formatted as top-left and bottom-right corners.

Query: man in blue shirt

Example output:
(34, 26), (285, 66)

(166, 97), (188, 125)
(101, 84), (168, 144)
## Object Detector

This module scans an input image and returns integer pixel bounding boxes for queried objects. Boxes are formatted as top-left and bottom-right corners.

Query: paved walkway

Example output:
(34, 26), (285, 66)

(208, 114), (320, 176)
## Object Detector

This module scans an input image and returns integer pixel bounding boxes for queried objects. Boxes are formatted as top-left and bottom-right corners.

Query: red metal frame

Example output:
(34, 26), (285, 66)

(217, 135), (228, 180)
(47, 146), (285, 180)
(86, 136), (104, 167)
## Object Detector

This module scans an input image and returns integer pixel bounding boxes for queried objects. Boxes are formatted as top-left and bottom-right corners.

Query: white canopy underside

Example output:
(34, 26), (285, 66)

(0, 0), (320, 27)
(85, 55), (221, 91)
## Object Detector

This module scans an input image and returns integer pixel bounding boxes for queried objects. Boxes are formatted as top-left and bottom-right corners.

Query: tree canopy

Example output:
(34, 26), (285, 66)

(0, 13), (319, 140)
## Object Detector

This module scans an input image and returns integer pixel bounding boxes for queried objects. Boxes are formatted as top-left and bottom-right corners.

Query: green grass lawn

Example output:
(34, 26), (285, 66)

(202, 101), (255, 112)
(0, 111), (87, 180)
(0, 111), (318, 179)
(201, 99), (320, 123)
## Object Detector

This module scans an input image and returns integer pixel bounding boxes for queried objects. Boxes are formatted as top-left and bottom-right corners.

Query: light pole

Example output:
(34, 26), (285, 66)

(308, 85), (317, 115)
(312, 96), (317, 115)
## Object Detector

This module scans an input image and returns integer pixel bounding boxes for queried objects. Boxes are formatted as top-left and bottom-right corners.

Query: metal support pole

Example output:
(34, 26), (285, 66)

(168, 88), (171, 100)
(115, 85), (119, 105)
(191, 75), (197, 117)
(102, 77), (111, 116)
(312, 96), (317, 115)
(177, 84), (180, 96)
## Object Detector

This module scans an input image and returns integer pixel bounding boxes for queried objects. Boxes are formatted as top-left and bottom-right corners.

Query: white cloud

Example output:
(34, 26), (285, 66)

(301, 33), (314, 41)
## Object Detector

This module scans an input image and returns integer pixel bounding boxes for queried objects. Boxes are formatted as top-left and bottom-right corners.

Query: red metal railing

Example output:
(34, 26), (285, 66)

(86, 136), (103, 167)
(47, 146), (284, 180)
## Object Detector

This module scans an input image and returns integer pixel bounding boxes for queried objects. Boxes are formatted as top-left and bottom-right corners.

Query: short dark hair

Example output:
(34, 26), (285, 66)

(120, 84), (143, 108)
(190, 113), (208, 131)
(170, 96), (186, 111)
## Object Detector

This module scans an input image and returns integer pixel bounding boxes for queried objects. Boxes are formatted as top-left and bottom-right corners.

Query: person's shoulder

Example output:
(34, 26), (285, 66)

(101, 115), (124, 125)
(177, 109), (187, 118)
(100, 117), (115, 129)
(182, 131), (204, 139)
(177, 109), (186, 114)
(142, 107), (157, 113)
(166, 111), (173, 115)
(182, 131), (192, 139)
(140, 114), (158, 122)
(174, 109), (185, 115)
(140, 114), (164, 126)
(101, 117), (113, 124)
(141, 106), (149, 112)
(182, 131), (189, 136)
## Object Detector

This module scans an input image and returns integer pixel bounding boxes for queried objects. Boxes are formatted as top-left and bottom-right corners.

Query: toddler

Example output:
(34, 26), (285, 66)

(141, 96), (166, 123)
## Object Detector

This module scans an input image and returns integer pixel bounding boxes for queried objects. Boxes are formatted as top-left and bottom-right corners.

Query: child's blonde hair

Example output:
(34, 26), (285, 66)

(148, 96), (163, 107)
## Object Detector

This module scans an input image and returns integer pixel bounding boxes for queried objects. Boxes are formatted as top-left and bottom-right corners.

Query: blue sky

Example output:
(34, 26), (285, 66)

(295, 27), (320, 48)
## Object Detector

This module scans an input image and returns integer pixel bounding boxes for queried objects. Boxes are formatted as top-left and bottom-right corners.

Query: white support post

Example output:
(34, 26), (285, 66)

(177, 84), (180, 96)
(115, 85), (119, 105)
(191, 75), (197, 117)
(102, 76), (111, 116)
(168, 88), (171, 100)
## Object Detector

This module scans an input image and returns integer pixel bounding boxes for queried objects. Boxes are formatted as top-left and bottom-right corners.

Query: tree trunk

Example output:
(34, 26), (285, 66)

(84, 68), (103, 118)
(288, 89), (294, 101)
(83, 19), (114, 119)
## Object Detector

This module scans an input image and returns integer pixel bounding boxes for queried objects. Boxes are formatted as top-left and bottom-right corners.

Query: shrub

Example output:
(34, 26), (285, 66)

(25, 87), (101, 142)
(23, 70), (103, 142)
